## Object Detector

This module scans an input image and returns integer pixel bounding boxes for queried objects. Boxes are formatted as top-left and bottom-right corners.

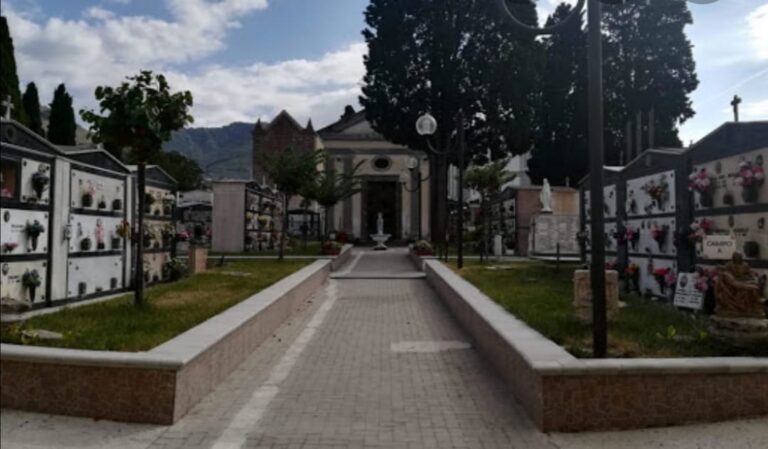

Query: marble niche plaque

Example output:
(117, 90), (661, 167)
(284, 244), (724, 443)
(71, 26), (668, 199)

(529, 214), (580, 255)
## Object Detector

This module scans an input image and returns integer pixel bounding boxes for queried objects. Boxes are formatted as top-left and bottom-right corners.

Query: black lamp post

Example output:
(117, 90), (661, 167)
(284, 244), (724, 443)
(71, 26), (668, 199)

(404, 156), (432, 241)
(415, 111), (466, 269)
(497, 0), (607, 357)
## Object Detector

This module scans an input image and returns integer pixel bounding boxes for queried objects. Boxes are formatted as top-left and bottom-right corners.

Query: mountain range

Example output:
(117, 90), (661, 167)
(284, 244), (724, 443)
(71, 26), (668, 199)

(163, 122), (254, 180)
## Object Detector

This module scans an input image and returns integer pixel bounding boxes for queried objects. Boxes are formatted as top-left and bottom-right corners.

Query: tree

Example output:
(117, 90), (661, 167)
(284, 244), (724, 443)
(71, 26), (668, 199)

(360, 0), (540, 249)
(0, 16), (27, 123)
(464, 159), (515, 262)
(152, 151), (203, 191)
(81, 71), (193, 306)
(303, 159), (365, 240)
(603, 1), (699, 163)
(261, 148), (324, 260)
(22, 82), (44, 136)
(527, 4), (588, 186)
(48, 84), (76, 145)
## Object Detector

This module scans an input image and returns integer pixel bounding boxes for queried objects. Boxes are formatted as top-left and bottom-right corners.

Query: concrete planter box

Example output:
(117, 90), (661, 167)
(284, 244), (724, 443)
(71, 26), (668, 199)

(1, 260), (331, 424)
(424, 260), (768, 432)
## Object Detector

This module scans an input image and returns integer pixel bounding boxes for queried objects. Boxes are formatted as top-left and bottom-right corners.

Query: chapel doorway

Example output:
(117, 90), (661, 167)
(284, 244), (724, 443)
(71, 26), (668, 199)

(362, 179), (400, 241)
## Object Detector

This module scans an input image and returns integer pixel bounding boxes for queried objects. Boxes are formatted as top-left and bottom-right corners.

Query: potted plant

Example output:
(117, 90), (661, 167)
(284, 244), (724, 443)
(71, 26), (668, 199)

(650, 224), (669, 251)
(744, 241), (760, 258)
(2, 242), (18, 254)
(25, 220), (45, 251)
(164, 258), (188, 281)
(22, 269), (41, 302)
(80, 236), (92, 251)
(413, 240), (433, 256)
(653, 267), (674, 295)
(625, 263), (640, 293)
(82, 182), (95, 208)
(112, 198), (123, 211)
(321, 240), (342, 255)
(31, 170), (49, 201)
(735, 160), (765, 203)
(688, 168), (715, 207)
(115, 221), (131, 240)
(97, 196), (107, 210)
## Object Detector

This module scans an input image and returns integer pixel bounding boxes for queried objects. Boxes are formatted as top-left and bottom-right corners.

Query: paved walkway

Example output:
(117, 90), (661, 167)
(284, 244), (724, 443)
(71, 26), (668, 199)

(2, 248), (767, 449)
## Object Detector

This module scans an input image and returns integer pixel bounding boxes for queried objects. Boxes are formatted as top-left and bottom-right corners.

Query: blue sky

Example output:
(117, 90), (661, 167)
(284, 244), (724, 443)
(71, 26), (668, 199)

(2, 0), (767, 144)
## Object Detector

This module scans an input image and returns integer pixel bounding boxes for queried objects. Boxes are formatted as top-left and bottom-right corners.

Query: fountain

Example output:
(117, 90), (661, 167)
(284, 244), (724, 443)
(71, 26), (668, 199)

(372, 212), (390, 251)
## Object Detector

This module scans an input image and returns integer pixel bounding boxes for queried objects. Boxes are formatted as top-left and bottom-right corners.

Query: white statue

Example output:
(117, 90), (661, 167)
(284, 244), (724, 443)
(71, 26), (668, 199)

(540, 178), (553, 213)
(376, 212), (384, 235)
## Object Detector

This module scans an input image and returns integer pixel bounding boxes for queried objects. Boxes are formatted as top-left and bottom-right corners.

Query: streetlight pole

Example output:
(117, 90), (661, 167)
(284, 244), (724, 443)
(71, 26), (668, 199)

(497, 0), (607, 357)
(416, 111), (466, 269)
(405, 156), (431, 241)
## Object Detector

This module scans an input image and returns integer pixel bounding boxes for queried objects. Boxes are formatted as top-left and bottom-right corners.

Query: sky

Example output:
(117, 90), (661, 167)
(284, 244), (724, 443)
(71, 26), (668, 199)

(2, 0), (767, 144)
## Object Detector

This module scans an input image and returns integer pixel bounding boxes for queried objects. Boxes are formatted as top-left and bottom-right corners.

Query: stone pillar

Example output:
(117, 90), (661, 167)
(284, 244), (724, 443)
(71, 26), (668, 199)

(573, 269), (620, 322)
(188, 245), (208, 275)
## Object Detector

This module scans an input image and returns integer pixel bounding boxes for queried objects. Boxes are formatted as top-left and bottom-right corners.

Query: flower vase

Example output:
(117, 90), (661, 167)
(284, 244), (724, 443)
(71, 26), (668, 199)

(30, 235), (39, 251)
(744, 241), (760, 259)
(112, 237), (121, 250)
(82, 193), (93, 208)
(703, 289), (716, 315)
(699, 191), (713, 208)
(28, 285), (37, 302)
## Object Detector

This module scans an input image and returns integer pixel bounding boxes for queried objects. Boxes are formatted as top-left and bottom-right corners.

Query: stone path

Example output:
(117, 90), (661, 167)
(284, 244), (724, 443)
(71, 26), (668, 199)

(2, 248), (767, 449)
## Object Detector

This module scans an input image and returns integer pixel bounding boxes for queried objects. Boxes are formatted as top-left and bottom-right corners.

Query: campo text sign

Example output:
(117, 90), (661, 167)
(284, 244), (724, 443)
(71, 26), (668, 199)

(702, 235), (736, 260)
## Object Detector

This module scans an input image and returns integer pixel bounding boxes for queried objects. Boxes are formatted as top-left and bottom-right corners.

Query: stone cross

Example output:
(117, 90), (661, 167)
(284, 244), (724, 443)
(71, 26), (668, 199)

(1, 95), (13, 120)
(731, 95), (742, 123)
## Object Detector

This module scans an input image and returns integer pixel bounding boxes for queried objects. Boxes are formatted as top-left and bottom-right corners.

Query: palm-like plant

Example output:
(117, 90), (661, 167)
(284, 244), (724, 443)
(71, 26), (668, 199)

(302, 159), (366, 242)
(464, 159), (516, 262)
(262, 148), (325, 260)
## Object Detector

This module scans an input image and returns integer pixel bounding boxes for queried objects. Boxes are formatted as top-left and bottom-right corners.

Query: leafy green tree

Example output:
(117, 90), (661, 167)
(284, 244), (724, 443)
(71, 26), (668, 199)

(22, 82), (44, 136)
(360, 0), (540, 247)
(0, 16), (27, 123)
(152, 151), (203, 191)
(464, 159), (515, 262)
(47, 84), (76, 145)
(261, 148), (324, 260)
(302, 159), (365, 240)
(81, 71), (193, 306)
(527, 4), (588, 186)
(603, 0), (699, 162)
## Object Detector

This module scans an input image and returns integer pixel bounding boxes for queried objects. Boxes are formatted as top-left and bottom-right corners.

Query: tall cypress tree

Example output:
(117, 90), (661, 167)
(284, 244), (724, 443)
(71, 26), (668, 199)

(360, 0), (540, 243)
(528, 4), (588, 186)
(603, 0), (699, 163)
(0, 16), (28, 123)
(48, 83), (76, 145)
(22, 82), (43, 135)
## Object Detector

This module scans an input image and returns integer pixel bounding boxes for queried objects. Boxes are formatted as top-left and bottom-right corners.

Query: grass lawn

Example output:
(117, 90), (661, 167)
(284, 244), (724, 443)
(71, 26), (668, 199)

(453, 261), (768, 358)
(1, 260), (310, 352)
(210, 241), (324, 257)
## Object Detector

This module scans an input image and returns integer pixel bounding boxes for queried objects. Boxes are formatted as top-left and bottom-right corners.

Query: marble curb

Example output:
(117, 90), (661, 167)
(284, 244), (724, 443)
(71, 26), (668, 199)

(0, 260), (331, 370)
(424, 260), (768, 377)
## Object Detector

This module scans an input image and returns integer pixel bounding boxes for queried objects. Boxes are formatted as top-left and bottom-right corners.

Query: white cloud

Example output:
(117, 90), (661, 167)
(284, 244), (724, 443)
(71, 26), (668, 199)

(746, 3), (768, 61)
(742, 98), (768, 121)
(2, 0), (366, 130)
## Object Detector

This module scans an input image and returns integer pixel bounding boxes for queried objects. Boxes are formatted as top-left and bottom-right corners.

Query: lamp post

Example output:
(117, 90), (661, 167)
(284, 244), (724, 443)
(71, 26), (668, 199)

(405, 156), (430, 241)
(415, 111), (466, 269)
(497, 0), (607, 357)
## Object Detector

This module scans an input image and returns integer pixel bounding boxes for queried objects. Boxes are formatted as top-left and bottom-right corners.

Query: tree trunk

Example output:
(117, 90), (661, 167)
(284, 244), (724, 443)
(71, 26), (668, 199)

(279, 195), (288, 261)
(135, 161), (146, 306)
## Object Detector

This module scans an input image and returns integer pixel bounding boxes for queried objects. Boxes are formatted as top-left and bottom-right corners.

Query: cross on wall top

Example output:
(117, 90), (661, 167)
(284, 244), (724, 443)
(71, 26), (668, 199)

(731, 95), (742, 123)
(1, 94), (14, 120)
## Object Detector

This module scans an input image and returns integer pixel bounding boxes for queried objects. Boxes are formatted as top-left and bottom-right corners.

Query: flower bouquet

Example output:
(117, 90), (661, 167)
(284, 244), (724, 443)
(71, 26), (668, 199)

(2, 242), (18, 254)
(687, 218), (713, 244)
(652, 267), (675, 294)
(689, 168), (715, 207)
(650, 224), (669, 251)
(25, 220), (45, 251)
(625, 263), (640, 292)
(321, 240), (342, 256)
(641, 177), (669, 210)
(31, 170), (49, 201)
(735, 160), (765, 203)
(22, 269), (42, 302)
(413, 240), (433, 256)
(625, 226), (640, 250)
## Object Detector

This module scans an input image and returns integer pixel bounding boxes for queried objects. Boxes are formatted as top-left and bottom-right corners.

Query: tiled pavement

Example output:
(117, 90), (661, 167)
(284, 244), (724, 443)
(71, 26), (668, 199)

(2, 248), (767, 449)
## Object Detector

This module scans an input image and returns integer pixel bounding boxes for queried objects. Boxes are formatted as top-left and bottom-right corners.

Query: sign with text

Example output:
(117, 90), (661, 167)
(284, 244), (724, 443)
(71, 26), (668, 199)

(673, 273), (704, 310)
(702, 234), (736, 260)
